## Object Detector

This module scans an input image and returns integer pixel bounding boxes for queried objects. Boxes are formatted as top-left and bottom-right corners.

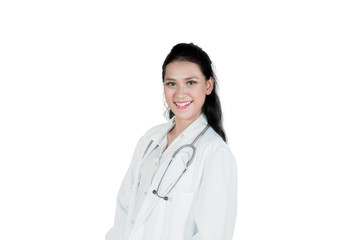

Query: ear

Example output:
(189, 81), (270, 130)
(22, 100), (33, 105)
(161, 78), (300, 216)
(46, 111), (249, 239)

(205, 77), (214, 95)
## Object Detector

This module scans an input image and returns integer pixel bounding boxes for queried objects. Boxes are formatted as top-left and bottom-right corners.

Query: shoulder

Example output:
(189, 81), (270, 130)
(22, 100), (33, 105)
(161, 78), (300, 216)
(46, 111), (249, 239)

(143, 122), (169, 137)
(132, 122), (168, 150)
(134, 122), (168, 147)
(141, 121), (173, 144)
(195, 127), (237, 180)
(199, 127), (236, 162)
(201, 127), (230, 150)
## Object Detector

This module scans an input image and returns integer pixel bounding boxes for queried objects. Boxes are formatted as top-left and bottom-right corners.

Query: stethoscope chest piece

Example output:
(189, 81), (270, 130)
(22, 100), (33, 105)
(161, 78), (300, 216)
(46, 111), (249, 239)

(152, 189), (168, 201)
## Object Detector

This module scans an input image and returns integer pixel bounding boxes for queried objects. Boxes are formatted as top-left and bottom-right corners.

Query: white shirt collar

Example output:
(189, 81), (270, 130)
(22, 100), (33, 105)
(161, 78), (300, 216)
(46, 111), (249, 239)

(144, 113), (208, 145)
(180, 113), (208, 141)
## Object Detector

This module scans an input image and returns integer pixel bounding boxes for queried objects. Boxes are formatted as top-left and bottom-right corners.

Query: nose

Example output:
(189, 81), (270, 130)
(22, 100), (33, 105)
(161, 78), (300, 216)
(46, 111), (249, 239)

(175, 84), (187, 98)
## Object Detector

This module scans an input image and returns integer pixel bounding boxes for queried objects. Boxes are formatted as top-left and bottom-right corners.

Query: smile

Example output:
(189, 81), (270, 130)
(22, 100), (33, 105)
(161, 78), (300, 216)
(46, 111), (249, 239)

(174, 101), (192, 109)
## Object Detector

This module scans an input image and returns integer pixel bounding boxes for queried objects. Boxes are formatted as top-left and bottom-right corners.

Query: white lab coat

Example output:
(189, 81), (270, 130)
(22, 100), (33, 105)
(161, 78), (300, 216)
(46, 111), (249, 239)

(106, 114), (237, 240)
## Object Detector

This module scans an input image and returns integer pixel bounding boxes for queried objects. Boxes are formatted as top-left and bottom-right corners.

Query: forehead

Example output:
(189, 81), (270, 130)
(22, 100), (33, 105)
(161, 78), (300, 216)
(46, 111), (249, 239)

(164, 61), (204, 80)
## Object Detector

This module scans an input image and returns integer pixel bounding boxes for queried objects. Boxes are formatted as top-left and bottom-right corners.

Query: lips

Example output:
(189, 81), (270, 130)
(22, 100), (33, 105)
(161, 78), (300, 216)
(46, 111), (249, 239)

(174, 101), (192, 109)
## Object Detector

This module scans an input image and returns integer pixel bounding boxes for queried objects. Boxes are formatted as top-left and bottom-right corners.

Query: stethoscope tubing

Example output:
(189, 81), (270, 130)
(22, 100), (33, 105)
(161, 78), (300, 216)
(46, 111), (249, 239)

(152, 125), (210, 201)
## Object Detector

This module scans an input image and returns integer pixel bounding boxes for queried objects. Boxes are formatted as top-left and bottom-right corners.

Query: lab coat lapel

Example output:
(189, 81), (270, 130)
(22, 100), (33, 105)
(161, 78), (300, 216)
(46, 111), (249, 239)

(130, 187), (160, 234)
(129, 120), (173, 234)
(125, 138), (157, 228)
(141, 140), (158, 162)
(129, 141), (178, 234)
(130, 114), (208, 234)
(151, 137), (193, 196)
(153, 114), (208, 194)
(132, 143), (187, 232)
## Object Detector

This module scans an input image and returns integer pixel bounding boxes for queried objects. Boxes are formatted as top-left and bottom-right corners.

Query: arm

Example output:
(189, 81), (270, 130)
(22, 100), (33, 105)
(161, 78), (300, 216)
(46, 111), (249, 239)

(105, 138), (145, 240)
(192, 145), (237, 240)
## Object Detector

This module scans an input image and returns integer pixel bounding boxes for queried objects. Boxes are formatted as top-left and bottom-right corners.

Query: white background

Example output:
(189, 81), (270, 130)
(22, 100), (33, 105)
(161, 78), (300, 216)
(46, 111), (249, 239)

(0, 0), (359, 239)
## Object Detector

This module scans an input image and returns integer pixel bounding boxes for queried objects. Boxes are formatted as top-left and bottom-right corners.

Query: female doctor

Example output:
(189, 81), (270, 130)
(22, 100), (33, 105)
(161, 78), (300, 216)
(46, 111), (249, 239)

(106, 43), (237, 240)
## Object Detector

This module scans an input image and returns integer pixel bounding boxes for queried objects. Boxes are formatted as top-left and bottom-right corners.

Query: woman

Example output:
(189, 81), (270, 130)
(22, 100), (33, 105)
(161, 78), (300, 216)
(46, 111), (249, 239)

(106, 43), (237, 240)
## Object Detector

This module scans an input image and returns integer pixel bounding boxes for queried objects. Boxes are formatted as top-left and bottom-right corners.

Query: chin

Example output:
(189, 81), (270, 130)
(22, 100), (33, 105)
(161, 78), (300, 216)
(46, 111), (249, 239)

(173, 111), (201, 122)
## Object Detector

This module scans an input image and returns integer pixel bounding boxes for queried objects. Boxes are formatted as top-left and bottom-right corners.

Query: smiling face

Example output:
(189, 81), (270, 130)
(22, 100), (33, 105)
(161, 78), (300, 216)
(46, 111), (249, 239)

(164, 60), (214, 124)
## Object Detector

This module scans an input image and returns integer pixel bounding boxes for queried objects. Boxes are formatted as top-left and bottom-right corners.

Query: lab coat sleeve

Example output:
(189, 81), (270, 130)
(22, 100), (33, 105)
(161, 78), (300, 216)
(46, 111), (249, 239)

(105, 137), (145, 240)
(192, 145), (237, 240)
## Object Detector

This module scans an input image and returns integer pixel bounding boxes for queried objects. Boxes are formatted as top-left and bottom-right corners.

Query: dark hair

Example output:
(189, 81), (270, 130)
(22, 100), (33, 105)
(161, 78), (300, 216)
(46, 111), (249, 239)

(162, 43), (227, 142)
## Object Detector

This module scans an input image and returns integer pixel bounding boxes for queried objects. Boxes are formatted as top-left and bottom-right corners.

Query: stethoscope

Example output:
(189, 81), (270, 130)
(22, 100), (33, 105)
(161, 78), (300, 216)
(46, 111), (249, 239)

(143, 125), (210, 201)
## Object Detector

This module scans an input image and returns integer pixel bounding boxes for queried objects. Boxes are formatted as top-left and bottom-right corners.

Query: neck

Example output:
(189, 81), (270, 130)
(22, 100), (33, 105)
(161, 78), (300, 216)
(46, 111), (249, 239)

(171, 114), (200, 136)
(171, 121), (189, 136)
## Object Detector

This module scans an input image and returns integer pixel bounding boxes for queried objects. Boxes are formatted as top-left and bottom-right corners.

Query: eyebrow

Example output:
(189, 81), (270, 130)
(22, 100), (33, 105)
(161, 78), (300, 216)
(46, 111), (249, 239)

(164, 77), (199, 81)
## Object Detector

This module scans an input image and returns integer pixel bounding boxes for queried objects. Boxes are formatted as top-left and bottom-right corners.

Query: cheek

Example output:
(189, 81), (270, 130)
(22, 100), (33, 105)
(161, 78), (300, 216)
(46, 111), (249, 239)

(192, 88), (207, 101)
(164, 88), (173, 102)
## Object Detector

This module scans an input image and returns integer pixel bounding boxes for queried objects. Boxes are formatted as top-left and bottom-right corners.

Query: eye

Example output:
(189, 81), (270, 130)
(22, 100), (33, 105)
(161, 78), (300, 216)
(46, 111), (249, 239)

(165, 82), (176, 87)
(187, 80), (197, 86)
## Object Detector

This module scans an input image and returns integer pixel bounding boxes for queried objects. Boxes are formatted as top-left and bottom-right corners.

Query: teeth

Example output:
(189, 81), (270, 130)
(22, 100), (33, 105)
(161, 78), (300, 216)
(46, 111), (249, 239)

(175, 101), (191, 107)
